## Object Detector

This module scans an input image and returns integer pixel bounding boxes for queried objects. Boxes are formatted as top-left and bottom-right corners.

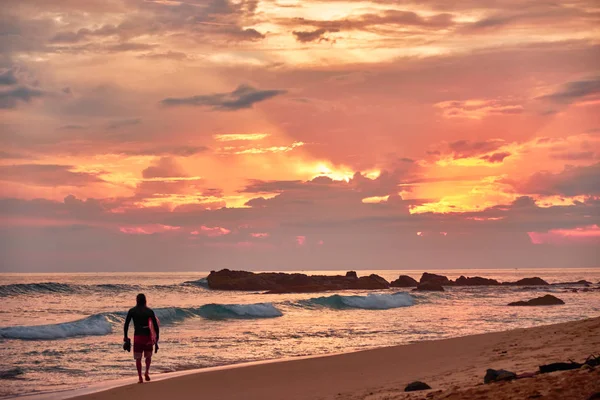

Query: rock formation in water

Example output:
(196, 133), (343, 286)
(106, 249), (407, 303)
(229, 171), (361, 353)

(507, 294), (565, 306)
(206, 269), (390, 293)
(390, 275), (418, 287)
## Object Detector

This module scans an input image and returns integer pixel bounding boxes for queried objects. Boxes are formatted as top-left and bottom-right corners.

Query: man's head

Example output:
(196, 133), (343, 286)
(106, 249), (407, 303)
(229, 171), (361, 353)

(136, 293), (147, 307)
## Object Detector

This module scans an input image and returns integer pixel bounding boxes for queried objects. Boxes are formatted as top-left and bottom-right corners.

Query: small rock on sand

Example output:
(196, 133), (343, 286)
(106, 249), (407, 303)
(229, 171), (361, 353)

(484, 369), (517, 384)
(405, 381), (432, 392)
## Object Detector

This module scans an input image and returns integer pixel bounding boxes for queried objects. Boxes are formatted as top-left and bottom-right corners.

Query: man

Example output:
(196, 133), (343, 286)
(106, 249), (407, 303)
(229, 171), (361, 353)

(124, 293), (160, 383)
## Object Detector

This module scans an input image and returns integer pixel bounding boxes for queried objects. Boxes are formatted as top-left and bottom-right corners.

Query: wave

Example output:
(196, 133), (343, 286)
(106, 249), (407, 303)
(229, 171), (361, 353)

(195, 303), (282, 320)
(0, 314), (114, 340)
(0, 282), (78, 297)
(0, 280), (207, 297)
(297, 292), (415, 310)
(181, 277), (210, 289)
(0, 303), (282, 340)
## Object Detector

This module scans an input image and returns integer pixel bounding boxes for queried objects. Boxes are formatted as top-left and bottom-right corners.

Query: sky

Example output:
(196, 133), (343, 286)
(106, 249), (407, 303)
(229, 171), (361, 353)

(0, 0), (599, 272)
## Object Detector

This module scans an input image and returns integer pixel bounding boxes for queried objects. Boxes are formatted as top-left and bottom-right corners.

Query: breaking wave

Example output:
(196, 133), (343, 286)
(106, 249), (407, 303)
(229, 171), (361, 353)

(0, 314), (114, 340)
(0, 303), (282, 340)
(181, 277), (210, 289)
(297, 293), (415, 310)
(195, 303), (282, 320)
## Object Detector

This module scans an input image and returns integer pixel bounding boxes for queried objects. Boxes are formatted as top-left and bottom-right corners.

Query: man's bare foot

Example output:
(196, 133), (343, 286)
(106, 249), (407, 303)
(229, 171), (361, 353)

(138, 378), (144, 384)
(145, 374), (151, 381)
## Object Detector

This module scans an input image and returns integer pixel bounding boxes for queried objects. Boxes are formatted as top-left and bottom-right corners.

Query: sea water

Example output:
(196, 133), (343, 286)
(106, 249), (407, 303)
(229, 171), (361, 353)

(1, 268), (599, 398)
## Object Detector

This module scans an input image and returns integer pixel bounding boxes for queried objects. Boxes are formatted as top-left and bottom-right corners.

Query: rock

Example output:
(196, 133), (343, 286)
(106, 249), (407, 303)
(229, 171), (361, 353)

(555, 280), (592, 285)
(508, 294), (565, 306)
(345, 271), (358, 279)
(484, 369), (516, 384)
(455, 276), (501, 286)
(390, 275), (418, 287)
(503, 277), (549, 286)
(355, 274), (390, 290)
(404, 381), (432, 392)
(414, 282), (445, 291)
(420, 272), (452, 285)
(206, 269), (390, 293)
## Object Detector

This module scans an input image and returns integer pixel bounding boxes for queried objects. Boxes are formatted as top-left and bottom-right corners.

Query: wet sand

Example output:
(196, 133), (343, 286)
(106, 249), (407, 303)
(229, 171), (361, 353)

(70, 317), (600, 400)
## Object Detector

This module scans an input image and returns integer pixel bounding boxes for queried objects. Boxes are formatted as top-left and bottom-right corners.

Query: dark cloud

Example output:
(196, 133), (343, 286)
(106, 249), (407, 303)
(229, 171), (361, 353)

(292, 29), (339, 43)
(121, 145), (209, 157)
(0, 164), (105, 187)
(138, 51), (188, 60)
(538, 76), (600, 104)
(0, 86), (44, 109)
(0, 69), (18, 85)
(287, 10), (454, 32)
(517, 162), (600, 196)
(161, 85), (287, 110)
(107, 118), (141, 130)
(141, 157), (187, 179)
(448, 139), (505, 158)
(480, 151), (511, 163)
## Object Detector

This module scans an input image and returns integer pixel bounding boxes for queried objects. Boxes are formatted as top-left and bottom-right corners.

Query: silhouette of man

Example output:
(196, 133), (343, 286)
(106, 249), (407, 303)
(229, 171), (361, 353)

(124, 293), (159, 383)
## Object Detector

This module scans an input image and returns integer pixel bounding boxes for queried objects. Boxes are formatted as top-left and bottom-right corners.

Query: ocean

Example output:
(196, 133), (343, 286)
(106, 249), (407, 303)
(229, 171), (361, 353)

(1, 268), (599, 398)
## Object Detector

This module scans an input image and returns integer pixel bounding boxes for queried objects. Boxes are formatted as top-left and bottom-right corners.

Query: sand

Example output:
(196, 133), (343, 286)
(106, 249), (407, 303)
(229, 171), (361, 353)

(72, 317), (600, 400)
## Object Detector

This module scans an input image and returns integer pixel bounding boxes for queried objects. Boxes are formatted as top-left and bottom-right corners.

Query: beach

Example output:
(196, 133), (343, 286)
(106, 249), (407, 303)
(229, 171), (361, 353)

(70, 316), (600, 400)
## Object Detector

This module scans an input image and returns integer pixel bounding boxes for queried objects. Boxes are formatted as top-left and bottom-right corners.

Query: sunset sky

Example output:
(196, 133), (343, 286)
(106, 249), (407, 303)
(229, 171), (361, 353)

(1, 0), (599, 271)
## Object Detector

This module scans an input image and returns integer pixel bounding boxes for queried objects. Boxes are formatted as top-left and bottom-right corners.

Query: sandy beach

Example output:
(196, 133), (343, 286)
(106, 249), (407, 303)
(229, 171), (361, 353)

(69, 316), (600, 400)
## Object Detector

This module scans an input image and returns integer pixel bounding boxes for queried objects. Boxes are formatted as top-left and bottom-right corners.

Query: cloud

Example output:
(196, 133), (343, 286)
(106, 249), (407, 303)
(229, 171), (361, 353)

(448, 139), (506, 159)
(0, 150), (31, 159)
(0, 69), (18, 85)
(0, 86), (44, 109)
(287, 10), (454, 32)
(480, 152), (511, 163)
(214, 133), (269, 142)
(121, 145), (209, 157)
(160, 85), (287, 110)
(0, 164), (105, 187)
(138, 51), (188, 60)
(538, 76), (600, 104)
(141, 157), (187, 179)
(292, 29), (338, 43)
(434, 99), (524, 119)
(517, 163), (600, 196)
(107, 118), (141, 130)
(550, 151), (596, 161)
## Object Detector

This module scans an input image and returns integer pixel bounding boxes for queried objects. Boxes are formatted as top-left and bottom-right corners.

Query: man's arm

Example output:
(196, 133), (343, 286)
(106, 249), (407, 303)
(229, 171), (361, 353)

(124, 309), (132, 340)
(151, 311), (159, 342)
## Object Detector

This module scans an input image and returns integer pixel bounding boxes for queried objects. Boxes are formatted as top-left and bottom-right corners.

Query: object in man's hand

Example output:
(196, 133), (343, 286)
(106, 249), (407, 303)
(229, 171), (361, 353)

(155, 343), (159, 354)
(123, 338), (131, 352)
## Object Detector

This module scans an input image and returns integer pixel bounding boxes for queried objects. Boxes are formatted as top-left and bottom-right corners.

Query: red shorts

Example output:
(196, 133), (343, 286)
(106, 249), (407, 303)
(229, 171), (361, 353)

(133, 335), (153, 359)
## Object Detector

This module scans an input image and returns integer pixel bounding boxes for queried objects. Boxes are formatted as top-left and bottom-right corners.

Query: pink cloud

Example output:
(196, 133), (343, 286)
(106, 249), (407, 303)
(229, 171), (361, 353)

(191, 226), (231, 237)
(251, 232), (269, 238)
(528, 225), (600, 245)
(119, 224), (180, 235)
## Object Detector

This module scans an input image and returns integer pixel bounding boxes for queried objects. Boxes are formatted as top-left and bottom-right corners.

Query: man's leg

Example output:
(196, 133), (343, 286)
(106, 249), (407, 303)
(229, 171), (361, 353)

(134, 353), (143, 383)
(144, 350), (152, 381)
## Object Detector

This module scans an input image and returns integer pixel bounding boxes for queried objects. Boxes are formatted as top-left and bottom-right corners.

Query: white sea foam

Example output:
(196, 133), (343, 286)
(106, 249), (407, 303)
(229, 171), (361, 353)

(0, 314), (113, 340)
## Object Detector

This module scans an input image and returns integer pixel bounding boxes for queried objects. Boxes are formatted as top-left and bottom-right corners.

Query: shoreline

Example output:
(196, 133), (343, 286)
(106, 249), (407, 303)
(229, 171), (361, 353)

(20, 315), (600, 400)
